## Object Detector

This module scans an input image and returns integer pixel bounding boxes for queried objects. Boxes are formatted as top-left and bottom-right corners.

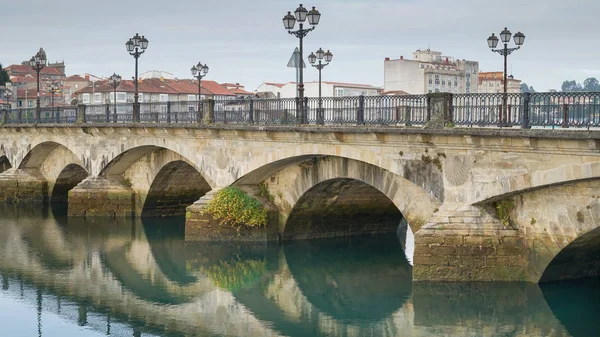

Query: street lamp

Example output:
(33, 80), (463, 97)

(191, 62), (209, 121)
(109, 73), (122, 123)
(48, 82), (61, 119)
(126, 33), (149, 122)
(29, 48), (47, 123)
(283, 4), (321, 124)
(308, 48), (333, 125)
(487, 28), (525, 126)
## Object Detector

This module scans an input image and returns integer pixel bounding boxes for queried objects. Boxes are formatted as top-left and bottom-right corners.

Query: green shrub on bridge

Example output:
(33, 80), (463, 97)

(205, 186), (268, 228)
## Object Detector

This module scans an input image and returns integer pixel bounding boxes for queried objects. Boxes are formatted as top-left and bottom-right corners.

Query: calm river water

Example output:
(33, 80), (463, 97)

(0, 205), (598, 337)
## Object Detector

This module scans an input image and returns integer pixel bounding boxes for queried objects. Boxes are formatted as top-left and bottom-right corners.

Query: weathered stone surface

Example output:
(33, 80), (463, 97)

(185, 188), (279, 242)
(0, 169), (48, 204)
(68, 177), (134, 218)
(2, 124), (600, 281)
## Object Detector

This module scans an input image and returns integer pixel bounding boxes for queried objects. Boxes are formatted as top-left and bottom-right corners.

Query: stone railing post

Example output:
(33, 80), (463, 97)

(424, 93), (453, 129)
(295, 97), (301, 125)
(249, 99), (254, 124)
(522, 92), (531, 129)
(0, 109), (7, 125)
(405, 106), (412, 126)
(357, 95), (365, 125)
(76, 104), (86, 124)
(105, 103), (110, 123)
(207, 99), (215, 124)
(166, 101), (171, 123)
(562, 103), (569, 128)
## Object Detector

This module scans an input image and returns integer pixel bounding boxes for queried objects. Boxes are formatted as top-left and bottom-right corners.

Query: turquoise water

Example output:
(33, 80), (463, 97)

(0, 206), (598, 337)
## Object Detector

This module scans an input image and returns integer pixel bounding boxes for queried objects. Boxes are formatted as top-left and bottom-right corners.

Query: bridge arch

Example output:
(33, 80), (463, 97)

(99, 146), (213, 217)
(238, 156), (441, 239)
(475, 161), (600, 204)
(0, 155), (11, 174)
(540, 226), (600, 282)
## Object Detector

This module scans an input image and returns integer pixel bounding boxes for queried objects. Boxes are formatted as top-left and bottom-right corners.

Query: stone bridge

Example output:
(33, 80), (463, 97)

(1, 123), (600, 282)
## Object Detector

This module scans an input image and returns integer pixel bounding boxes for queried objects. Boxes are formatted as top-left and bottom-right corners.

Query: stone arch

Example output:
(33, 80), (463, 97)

(240, 156), (441, 238)
(51, 164), (89, 205)
(540, 226), (600, 283)
(507, 178), (600, 282)
(0, 155), (11, 174)
(474, 161), (600, 204)
(141, 160), (211, 217)
(99, 146), (213, 217)
(18, 141), (83, 172)
(99, 145), (214, 187)
(234, 143), (443, 200)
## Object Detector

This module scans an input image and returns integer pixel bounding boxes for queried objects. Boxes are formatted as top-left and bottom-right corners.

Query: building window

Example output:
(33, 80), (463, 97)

(428, 89), (432, 93)
(335, 89), (344, 97)
(18, 100), (22, 107)
(434, 89), (440, 93)
(442, 80), (445, 86)
(82, 93), (90, 104)
(94, 93), (101, 103)
(117, 93), (126, 102)
(188, 94), (196, 101)
(28, 100), (33, 107)
(159, 94), (169, 102)
(428, 79), (432, 84)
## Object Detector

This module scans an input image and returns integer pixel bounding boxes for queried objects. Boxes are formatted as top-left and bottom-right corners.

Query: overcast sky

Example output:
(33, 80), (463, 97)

(1, 0), (598, 91)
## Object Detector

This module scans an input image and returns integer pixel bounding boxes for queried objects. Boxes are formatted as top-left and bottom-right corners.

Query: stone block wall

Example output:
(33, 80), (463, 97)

(0, 170), (48, 204)
(67, 177), (135, 218)
(413, 204), (530, 282)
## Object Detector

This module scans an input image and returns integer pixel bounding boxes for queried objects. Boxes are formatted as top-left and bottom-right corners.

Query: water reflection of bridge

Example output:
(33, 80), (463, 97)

(0, 208), (592, 337)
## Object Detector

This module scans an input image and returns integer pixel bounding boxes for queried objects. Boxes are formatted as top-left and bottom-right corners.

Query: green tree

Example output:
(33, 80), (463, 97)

(583, 77), (600, 91)
(0, 63), (9, 86)
(561, 80), (583, 92)
(520, 83), (530, 92)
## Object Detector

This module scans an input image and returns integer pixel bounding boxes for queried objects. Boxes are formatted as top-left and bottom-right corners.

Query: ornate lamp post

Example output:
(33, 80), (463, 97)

(29, 48), (47, 123)
(125, 33), (149, 122)
(48, 82), (61, 119)
(283, 4), (321, 124)
(308, 48), (333, 125)
(487, 28), (525, 126)
(191, 62), (209, 121)
(109, 73), (122, 123)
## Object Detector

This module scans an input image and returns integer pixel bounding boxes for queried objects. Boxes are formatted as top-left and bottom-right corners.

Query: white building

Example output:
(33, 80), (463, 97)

(139, 70), (175, 80)
(478, 72), (521, 94)
(384, 49), (479, 95)
(256, 81), (380, 99)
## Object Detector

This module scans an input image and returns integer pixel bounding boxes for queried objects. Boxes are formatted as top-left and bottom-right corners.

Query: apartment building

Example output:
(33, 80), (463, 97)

(384, 49), (479, 95)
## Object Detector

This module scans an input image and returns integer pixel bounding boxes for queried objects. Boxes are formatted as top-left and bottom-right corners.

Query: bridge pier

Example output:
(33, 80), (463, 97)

(413, 203), (530, 282)
(68, 177), (135, 218)
(0, 169), (48, 204)
(185, 187), (279, 241)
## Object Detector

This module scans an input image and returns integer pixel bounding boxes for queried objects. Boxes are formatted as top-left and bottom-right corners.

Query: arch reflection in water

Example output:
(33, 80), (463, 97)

(0, 206), (596, 337)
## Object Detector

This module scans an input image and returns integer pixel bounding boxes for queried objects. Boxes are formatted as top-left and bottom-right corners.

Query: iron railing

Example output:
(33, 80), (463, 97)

(3, 92), (600, 130)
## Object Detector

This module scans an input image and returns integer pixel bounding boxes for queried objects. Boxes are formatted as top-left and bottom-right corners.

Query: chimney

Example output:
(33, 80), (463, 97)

(85, 75), (89, 81)
(385, 57), (390, 61)
(400, 56), (404, 60)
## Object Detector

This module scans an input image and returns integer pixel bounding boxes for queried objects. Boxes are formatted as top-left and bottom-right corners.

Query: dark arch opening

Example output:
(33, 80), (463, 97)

(51, 164), (88, 215)
(283, 178), (404, 241)
(0, 155), (11, 173)
(141, 161), (211, 217)
(540, 227), (600, 283)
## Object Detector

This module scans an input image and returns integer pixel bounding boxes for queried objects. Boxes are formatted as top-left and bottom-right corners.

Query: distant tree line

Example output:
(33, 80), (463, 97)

(560, 78), (600, 92)
(0, 63), (9, 87)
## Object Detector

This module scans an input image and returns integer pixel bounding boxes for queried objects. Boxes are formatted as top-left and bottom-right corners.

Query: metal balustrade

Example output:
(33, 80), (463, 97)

(3, 92), (600, 130)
